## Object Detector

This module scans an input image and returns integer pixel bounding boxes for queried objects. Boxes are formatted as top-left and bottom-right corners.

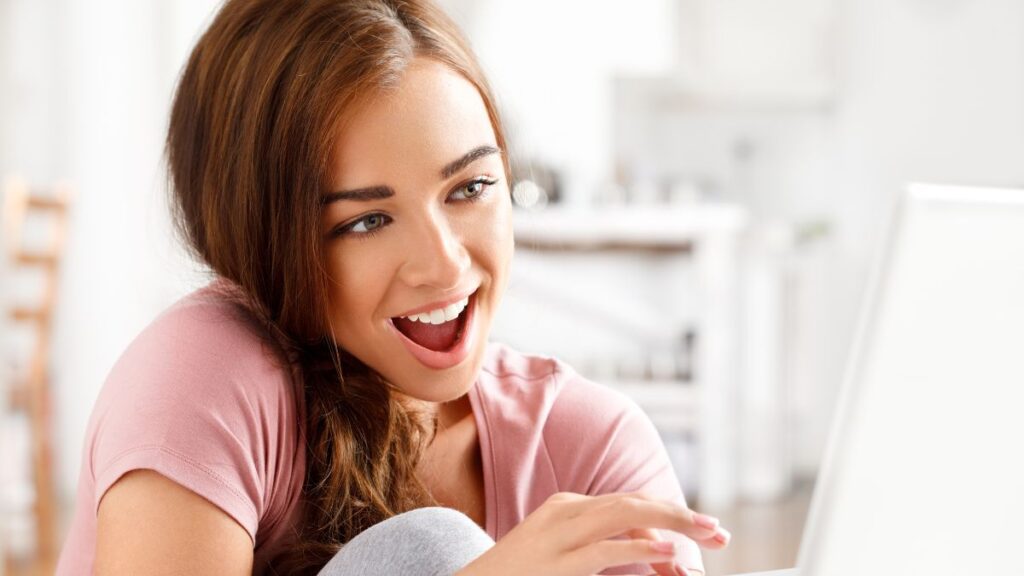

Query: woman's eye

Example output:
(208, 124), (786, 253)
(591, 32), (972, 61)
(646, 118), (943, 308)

(338, 213), (390, 236)
(449, 177), (499, 202)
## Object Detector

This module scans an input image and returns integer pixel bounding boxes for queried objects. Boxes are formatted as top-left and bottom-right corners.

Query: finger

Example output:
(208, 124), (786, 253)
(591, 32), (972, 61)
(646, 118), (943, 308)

(694, 525), (731, 549)
(587, 493), (717, 534)
(623, 527), (677, 576)
(622, 528), (696, 573)
(544, 490), (652, 520)
(550, 491), (684, 530)
(533, 491), (599, 527)
(598, 497), (731, 553)
(565, 537), (682, 576)
(544, 492), (671, 548)
(571, 496), (721, 544)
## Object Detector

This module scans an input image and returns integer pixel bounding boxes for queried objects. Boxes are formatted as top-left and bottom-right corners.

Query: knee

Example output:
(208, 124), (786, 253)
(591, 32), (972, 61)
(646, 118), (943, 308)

(391, 506), (487, 537)
(380, 507), (494, 556)
(319, 507), (494, 576)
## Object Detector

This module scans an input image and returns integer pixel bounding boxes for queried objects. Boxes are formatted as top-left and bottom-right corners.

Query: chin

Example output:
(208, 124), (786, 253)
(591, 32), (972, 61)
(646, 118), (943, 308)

(397, 344), (487, 404)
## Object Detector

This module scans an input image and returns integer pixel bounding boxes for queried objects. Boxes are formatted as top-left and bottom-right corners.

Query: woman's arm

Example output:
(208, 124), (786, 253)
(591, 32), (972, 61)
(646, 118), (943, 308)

(95, 469), (253, 575)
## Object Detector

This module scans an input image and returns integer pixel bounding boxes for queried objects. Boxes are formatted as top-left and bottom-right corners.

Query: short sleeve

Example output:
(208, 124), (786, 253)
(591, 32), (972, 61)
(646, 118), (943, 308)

(87, 297), (301, 547)
(544, 364), (704, 575)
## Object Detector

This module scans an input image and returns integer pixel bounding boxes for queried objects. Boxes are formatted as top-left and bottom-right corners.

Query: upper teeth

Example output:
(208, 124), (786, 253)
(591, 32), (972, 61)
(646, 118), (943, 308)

(402, 297), (470, 325)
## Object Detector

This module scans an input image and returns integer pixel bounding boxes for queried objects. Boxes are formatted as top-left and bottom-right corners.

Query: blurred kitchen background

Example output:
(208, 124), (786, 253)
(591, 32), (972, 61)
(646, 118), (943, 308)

(2, 0), (1023, 574)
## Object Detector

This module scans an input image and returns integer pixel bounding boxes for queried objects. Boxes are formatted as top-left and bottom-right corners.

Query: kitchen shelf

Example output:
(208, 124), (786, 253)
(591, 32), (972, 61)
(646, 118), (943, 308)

(512, 204), (748, 252)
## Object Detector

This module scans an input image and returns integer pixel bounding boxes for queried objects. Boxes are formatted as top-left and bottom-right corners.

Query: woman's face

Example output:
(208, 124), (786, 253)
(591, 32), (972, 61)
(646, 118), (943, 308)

(322, 57), (513, 404)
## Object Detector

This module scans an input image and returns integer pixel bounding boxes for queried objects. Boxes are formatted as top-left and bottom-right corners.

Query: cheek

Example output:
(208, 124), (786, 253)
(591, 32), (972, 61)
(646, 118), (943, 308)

(324, 245), (389, 330)
(460, 193), (514, 291)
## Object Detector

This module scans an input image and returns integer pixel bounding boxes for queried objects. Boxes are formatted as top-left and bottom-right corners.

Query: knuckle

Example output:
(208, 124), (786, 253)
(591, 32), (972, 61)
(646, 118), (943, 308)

(671, 502), (694, 520)
(666, 500), (688, 515)
(545, 492), (567, 504)
(590, 541), (616, 565)
(606, 497), (635, 516)
(622, 532), (647, 545)
(546, 491), (577, 504)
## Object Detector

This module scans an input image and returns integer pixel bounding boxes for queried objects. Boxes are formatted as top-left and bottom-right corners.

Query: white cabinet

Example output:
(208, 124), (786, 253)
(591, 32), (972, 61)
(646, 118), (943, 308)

(495, 204), (791, 507)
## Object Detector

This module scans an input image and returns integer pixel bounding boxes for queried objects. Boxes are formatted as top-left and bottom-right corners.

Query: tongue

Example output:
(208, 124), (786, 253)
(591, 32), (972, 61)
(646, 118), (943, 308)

(393, 316), (460, 351)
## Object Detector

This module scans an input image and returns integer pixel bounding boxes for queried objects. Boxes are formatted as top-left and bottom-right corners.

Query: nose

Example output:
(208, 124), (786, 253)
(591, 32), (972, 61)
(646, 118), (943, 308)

(398, 212), (471, 291)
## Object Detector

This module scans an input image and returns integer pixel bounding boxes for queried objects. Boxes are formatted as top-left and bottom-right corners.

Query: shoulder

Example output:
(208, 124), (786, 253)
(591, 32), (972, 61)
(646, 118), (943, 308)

(100, 278), (295, 411)
(89, 278), (302, 480)
(128, 279), (287, 375)
(480, 341), (641, 420)
(478, 342), (664, 493)
(478, 342), (644, 447)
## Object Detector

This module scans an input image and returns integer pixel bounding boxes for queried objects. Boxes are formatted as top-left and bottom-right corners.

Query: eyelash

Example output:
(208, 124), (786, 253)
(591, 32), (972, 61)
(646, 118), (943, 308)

(331, 176), (500, 240)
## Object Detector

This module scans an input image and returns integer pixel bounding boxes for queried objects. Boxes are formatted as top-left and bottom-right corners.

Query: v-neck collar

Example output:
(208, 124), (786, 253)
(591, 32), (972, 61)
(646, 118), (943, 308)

(468, 377), (498, 539)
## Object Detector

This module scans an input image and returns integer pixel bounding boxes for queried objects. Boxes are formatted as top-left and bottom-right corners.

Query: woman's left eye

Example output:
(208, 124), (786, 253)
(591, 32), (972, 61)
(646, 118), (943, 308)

(449, 177), (499, 202)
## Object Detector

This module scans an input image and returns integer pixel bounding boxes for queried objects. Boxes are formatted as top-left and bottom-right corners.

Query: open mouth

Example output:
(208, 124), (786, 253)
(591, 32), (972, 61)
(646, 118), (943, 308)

(390, 292), (474, 353)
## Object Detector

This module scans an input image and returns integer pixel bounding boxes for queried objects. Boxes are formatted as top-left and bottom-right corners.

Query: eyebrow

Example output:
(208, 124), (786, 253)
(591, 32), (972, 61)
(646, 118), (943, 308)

(323, 144), (501, 205)
(440, 144), (500, 179)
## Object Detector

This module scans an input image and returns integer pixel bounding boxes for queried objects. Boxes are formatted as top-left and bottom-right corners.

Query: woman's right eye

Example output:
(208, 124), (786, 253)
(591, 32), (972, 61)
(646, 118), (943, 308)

(335, 213), (391, 238)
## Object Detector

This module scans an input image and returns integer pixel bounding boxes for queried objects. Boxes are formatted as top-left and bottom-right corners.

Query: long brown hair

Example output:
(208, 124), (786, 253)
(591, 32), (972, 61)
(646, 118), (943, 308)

(165, 0), (509, 573)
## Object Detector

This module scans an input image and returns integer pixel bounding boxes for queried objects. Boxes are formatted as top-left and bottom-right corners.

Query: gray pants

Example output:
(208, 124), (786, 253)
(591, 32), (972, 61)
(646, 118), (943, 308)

(317, 507), (496, 576)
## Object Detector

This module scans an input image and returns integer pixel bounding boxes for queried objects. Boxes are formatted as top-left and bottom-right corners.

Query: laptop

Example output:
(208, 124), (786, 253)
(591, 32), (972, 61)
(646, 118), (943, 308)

(733, 183), (1024, 576)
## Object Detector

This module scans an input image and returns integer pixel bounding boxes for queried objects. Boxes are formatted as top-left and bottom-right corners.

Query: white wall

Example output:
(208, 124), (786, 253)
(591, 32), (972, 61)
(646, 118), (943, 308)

(833, 0), (1024, 238)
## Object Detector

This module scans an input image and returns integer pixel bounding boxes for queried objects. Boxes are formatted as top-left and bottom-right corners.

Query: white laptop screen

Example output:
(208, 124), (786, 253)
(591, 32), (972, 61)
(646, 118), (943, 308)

(799, 184), (1024, 575)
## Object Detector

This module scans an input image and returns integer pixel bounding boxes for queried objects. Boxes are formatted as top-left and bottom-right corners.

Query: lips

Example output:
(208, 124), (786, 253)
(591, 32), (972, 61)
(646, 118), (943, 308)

(391, 307), (466, 351)
(387, 291), (478, 370)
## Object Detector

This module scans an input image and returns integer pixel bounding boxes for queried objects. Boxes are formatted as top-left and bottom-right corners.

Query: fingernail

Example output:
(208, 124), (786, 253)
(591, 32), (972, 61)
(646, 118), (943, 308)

(693, 513), (719, 530)
(674, 564), (690, 576)
(650, 540), (677, 554)
(714, 526), (732, 544)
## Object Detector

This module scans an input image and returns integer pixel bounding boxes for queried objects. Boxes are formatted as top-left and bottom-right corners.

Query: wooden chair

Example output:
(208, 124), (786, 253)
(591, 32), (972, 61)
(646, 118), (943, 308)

(2, 175), (72, 568)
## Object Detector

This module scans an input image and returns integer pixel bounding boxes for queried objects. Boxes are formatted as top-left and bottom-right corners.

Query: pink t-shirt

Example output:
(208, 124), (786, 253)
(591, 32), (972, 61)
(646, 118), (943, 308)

(56, 281), (703, 575)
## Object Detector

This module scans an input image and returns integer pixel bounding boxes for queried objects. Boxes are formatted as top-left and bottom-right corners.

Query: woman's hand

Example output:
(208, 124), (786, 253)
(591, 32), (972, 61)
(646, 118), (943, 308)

(455, 491), (730, 576)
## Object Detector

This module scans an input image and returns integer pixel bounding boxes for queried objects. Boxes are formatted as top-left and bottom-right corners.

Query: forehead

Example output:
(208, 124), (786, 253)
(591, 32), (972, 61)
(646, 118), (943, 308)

(332, 57), (497, 187)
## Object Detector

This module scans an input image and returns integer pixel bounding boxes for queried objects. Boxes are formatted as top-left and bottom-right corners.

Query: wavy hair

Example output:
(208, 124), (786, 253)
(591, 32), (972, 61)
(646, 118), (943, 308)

(165, 0), (509, 572)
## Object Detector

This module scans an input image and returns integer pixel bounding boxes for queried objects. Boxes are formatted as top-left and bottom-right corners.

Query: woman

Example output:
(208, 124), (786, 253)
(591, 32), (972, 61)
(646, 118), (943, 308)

(55, 0), (730, 574)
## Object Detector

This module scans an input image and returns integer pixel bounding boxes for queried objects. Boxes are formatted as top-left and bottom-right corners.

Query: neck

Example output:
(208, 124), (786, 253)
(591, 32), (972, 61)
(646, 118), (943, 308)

(399, 391), (473, 439)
